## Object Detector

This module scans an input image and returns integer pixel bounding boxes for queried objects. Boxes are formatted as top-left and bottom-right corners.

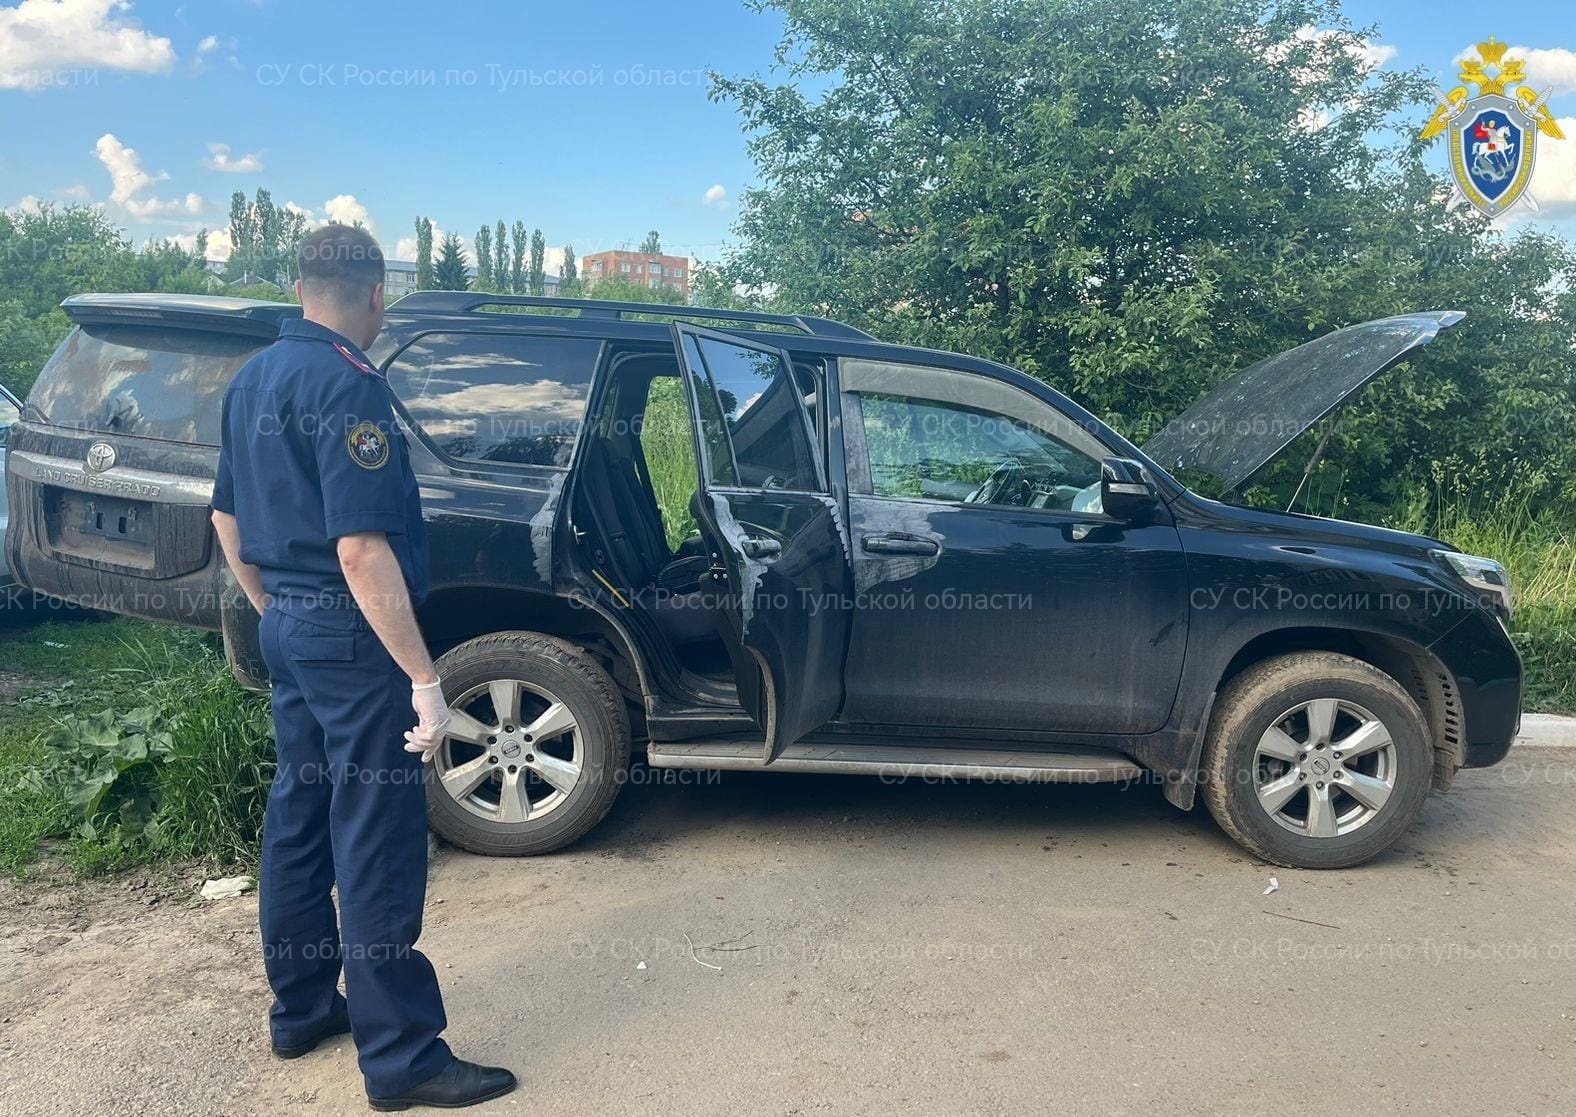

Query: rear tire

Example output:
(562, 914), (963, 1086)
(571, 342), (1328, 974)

(1201, 652), (1432, 869)
(425, 631), (631, 856)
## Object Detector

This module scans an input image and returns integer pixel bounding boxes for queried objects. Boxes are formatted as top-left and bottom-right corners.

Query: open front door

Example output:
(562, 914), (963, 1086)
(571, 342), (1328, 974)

(673, 323), (852, 759)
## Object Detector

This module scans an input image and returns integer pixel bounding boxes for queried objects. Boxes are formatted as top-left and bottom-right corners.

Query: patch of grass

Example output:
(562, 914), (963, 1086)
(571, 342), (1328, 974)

(1395, 494), (1576, 714)
(0, 615), (273, 877)
(641, 375), (701, 550)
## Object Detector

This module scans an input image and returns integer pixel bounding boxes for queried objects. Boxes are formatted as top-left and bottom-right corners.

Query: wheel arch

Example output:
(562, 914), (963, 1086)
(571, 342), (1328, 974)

(1212, 626), (1465, 791)
(416, 585), (651, 721)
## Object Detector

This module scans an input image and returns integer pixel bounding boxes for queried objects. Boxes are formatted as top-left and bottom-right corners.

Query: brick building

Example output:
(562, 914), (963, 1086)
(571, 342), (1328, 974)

(581, 250), (691, 299)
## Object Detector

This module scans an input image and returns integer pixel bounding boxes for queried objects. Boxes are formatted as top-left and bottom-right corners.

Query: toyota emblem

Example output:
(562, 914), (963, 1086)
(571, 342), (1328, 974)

(85, 442), (117, 474)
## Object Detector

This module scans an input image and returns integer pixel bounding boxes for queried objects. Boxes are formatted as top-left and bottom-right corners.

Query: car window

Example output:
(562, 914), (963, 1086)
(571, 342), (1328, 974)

(387, 332), (601, 467)
(842, 358), (1107, 513)
(26, 325), (266, 445)
(682, 333), (821, 492)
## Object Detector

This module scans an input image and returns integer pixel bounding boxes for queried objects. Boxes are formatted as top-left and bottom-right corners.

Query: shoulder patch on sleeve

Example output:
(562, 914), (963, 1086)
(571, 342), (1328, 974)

(347, 421), (391, 470)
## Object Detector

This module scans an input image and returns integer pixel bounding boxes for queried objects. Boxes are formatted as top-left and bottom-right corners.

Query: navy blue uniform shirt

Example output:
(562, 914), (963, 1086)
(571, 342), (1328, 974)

(212, 318), (428, 610)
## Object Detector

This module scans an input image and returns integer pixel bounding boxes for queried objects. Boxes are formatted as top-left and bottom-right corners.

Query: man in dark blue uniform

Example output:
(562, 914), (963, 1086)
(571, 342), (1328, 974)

(210, 225), (516, 1111)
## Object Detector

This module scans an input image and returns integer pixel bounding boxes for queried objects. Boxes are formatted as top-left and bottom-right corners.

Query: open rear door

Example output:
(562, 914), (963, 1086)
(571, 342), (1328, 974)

(673, 323), (852, 759)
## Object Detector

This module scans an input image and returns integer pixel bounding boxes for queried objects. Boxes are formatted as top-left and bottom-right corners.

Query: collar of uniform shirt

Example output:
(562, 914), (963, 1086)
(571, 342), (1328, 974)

(278, 318), (386, 379)
(279, 316), (364, 350)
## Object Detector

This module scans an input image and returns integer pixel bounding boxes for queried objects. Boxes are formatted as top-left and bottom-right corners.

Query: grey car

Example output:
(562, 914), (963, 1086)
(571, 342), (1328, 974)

(0, 382), (19, 590)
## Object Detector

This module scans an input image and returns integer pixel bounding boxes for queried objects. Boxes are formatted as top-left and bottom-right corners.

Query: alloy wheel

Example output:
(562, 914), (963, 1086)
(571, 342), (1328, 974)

(1252, 698), (1399, 839)
(435, 677), (583, 825)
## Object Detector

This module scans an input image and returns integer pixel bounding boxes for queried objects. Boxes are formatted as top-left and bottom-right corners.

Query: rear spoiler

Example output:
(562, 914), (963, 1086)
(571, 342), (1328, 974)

(61, 293), (301, 340)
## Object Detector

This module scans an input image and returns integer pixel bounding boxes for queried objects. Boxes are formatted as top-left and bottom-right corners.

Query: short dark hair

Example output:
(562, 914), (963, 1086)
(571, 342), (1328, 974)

(298, 224), (385, 304)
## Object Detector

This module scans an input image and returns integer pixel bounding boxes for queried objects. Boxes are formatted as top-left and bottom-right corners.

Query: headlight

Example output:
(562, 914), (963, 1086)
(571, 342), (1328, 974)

(1431, 549), (1513, 620)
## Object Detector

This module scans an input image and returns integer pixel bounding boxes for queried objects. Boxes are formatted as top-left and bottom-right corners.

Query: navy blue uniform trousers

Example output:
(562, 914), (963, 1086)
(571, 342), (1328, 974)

(258, 606), (453, 1095)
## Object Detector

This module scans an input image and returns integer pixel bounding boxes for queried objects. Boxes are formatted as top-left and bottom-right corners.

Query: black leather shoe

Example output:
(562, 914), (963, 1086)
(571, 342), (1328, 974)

(272, 1005), (352, 1059)
(367, 1059), (517, 1111)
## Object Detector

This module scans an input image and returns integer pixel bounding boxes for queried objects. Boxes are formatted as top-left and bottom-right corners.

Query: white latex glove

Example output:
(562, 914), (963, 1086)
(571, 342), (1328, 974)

(406, 679), (452, 763)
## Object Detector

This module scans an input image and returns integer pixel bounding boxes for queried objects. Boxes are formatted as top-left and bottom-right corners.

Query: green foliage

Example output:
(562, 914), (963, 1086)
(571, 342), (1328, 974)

(0, 205), (220, 396)
(415, 216), (435, 288)
(433, 231), (471, 290)
(641, 376), (701, 549)
(529, 228), (546, 295)
(711, 0), (1576, 517)
(0, 622), (275, 876)
(582, 273), (687, 307)
(1393, 494), (1576, 713)
(560, 243), (578, 295)
(496, 220), (510, 290)
(224, 187), (305, 284)
(639, 230), (663, 254)
(25, 706), (175, 834)
(511, 221), (528, 294)
(475, 224), (494, 288)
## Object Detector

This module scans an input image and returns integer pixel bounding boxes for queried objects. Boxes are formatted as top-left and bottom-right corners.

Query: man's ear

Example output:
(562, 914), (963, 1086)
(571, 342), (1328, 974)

(372, 282), (385, 315)
(294, 279), (305, 305)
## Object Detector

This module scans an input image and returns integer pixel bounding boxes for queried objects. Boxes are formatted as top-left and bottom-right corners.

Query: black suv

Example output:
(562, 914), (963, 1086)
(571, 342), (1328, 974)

(4, 293), (1521, 868)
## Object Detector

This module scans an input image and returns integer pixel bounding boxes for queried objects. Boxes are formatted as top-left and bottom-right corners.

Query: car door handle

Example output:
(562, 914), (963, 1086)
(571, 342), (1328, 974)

(862, 533), (940, 556)
(741, 536), (782, 559)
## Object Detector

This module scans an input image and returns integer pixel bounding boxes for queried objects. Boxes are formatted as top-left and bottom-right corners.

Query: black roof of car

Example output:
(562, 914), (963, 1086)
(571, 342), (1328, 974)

(60, 291), (876, 343)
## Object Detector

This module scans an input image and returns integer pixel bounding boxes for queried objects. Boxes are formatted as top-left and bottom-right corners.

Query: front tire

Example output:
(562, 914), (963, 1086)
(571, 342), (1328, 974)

(426, 631), (631, 856)
(1201, 652), (1432, 869)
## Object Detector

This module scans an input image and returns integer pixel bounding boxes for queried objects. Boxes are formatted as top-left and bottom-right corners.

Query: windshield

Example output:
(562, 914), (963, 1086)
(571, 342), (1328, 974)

(27, 325), (268, 446)
(1140, 312), (1464, 492)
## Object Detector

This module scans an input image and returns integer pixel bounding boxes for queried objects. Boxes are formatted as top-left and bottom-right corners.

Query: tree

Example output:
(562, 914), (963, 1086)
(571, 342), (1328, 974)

(415, 217), (434, 290)
(225, 191), (256, 281)
(638, 230), (662, 254)
(495, 220), (510, 292)
(559, 244), (578, 296)
(474, 225), (494, 289)
(0, 205), (224, 396)
(511, 222), (527, 295)
(580, 273), (685, 306)
(712, 0), (1576, 514)
(253, 188), (280, 282)
(278, 207), (309, 283)
(529, 228), (546, 296)
(433, 232), (470, 290)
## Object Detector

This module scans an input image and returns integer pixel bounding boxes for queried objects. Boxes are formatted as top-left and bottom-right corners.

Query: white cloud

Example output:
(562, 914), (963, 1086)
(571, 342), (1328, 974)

(0, 0), (176, 90)
(93, 132), (206, 221)
(202, 142), (264, 174)
(323, 193), (372, 231)
(169, 227), (233, 261)
(14, 195), (43, 214)
(60, 183), (91, 200)
(1530, 115), (1576, 211)
(702, 183), (730, 210)
(1286, 26), (1396, 73)
(197, 34), (220, 54)
(1514, 47), (1576, 96)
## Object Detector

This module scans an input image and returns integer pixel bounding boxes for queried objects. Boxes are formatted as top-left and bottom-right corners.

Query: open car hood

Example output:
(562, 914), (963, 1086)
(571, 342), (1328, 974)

(1140, 311), (1465, 492)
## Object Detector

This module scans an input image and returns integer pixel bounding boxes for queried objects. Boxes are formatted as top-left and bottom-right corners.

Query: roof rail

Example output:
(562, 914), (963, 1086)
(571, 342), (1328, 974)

(388, 291), (875, 341)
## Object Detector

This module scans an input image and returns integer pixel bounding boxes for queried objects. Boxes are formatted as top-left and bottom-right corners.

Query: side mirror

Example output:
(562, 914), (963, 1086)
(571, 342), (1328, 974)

(1100, 457), (1158, 520)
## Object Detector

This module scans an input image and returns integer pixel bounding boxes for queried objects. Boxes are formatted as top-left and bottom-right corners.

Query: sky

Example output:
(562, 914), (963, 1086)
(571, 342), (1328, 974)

(1, 0), (1574, 269)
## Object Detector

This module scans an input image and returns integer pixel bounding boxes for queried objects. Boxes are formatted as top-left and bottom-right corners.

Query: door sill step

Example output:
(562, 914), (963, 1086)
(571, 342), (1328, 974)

(646, 739), (1143, 783)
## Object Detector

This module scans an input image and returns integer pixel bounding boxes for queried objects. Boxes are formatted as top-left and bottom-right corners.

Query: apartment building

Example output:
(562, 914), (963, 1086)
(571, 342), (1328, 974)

(581, 250), (691, 299)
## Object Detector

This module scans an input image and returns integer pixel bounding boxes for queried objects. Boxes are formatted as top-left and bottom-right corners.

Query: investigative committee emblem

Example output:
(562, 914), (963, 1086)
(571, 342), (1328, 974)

(1420, 38), (1565, 217)
(348, 421), (390, 470)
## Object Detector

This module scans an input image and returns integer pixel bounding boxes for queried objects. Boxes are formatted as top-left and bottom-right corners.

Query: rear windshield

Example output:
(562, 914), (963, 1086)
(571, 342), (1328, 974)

(28, 325), (268, 445)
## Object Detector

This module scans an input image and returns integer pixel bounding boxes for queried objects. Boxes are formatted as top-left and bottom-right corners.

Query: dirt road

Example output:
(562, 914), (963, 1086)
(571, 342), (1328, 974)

(3, 747), (1574, 1116)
